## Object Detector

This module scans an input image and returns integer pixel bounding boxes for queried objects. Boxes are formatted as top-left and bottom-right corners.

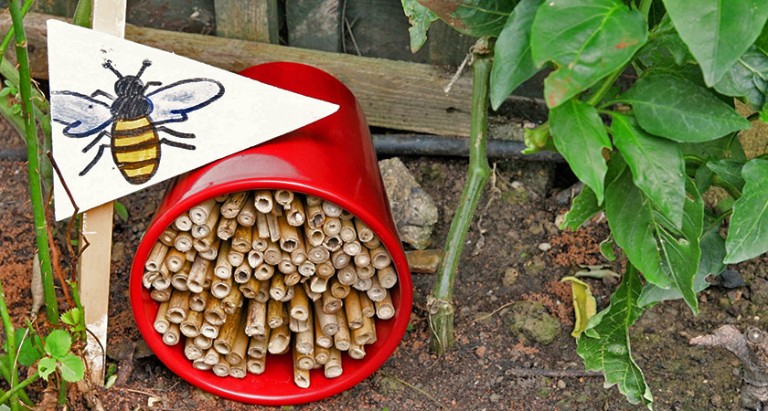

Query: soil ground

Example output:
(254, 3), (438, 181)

(0, 149), (760, 410)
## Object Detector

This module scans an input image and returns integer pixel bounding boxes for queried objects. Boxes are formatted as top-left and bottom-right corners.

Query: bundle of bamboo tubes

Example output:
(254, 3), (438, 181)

(143, 190), (398, 388)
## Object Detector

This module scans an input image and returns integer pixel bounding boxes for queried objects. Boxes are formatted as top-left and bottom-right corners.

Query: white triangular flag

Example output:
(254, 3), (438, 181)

(47, 19), (339, 220)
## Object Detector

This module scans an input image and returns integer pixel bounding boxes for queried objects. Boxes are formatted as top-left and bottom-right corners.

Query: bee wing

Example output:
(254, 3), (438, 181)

(147, 78), (224, 124)
(50, 91), (113, 137)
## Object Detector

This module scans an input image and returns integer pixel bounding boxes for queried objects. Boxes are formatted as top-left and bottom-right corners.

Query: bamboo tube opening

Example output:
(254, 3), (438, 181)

(274, 189), (294, 208)
(254, 190), (274, 214)
(174, 212), (193, 232)
(189, 198), (217, 226)
(174, 231), (194, 253)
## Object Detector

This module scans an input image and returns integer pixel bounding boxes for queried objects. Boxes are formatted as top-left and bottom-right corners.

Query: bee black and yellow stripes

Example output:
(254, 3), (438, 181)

(111, 117), (161, 184)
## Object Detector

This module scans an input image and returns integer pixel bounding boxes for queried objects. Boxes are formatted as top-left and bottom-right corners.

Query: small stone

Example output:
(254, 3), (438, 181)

(379, 157), (438, 249)
(556, 379), (566, 389)
(537, 242), (552, 252)
(489, 393), (501, 403)
(750, 278), (768, 305)
(475, 345), (487, 358)
(505, 301), (561, 345)
(503, 268), (520, 287)
(710, 394), (723, 408)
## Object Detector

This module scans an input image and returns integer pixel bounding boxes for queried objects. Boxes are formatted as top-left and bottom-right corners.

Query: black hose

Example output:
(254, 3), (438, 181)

(372, 134), (563, 162)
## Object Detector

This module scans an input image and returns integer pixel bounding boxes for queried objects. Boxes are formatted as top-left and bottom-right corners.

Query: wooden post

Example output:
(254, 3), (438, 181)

(77, 0), (126, 386)
(214, 0), (279, 43)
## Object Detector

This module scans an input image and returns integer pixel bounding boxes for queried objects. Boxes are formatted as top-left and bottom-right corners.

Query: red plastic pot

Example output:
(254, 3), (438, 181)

(130, 62), (413, 405)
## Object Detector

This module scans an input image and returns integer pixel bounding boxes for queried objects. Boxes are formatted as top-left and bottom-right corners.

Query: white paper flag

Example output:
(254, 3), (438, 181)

(47, 20), (339, 220)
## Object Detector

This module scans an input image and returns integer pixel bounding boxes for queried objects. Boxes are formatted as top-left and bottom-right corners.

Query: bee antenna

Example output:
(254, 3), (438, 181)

(136, 59), (152, 79)
(102, 60), (122, 78)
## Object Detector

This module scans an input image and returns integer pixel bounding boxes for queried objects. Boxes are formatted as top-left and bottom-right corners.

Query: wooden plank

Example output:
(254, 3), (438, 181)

(285, 0), (341, 52)
(76, 0), (124, 386)
(9, 12), (473, 137)
(214, 0), (278, 42)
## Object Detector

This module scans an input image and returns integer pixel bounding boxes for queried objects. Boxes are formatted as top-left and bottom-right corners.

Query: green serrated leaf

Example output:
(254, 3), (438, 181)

(577, 265), (653, 408)
(662, 0), (768, 87)
(61, 307), (82, 326)
(551, 99), (611, 204)
(725, 158), (768, 263)
(58, 353), (86, 382)
(622, 74), (751, 142)
(531, 0), (647, 107)
(38, 357), (57, 381)
(611, 113), (685, 229)
(714, 47), (768, 110)
(45, 329), (72, 359)
(561, 185), (602, 230)
(402, 0), (439, 53)
(490, 0), (543, 109)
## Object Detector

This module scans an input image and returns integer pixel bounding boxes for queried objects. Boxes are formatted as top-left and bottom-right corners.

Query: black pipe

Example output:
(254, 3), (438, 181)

(372, 134), (564, 162)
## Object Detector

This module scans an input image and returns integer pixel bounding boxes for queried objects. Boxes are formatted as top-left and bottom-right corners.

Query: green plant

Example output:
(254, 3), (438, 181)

(403, 0), (768, 408)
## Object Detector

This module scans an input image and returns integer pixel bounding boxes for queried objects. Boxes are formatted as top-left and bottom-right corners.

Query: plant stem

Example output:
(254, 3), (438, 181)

(0, 362), (32, 406)
(428, 37), (493, 355)
(0, 280), (19, 411)
(0, 371), (39, 405)
(8, 0), (59, 323)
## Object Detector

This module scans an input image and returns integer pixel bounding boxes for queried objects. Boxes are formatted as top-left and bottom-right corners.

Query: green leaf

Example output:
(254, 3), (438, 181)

(635, 18), (690, 70)
(402, 0), (440, 53)
(662, 0), (768, 87)
(531, 0), (647, 107)
(38, 357), (57, 381)
(490, 0), (543, 109)
(561, 276), (597, 338)
(551, 99), (611, 204)
(418, 0), (517, 38)
(707, 159), (746, 194)
(16, 332), (42, 367)
(44, 329), (72, 359)
(58, 353), (85, 382)
(638, 226), (724, 306)
(561, 185), (601, 230)
(714, 47), (768, 111)
(600, 236), (617, 261)
(577, 265), (653, 408)
(611, 113), (685, 229)
(113, 201), (128, 222)
(725, 159), (768, 263)
(61, 307), (82, 326)
(622, 74), (751, 142)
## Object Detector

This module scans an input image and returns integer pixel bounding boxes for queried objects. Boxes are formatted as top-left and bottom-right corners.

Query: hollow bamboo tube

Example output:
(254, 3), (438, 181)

(165, 248), (186, 272)
(344, 289), (364, 329)
(315, 345), (330, 365)
(267, 299), (284, 328)
(174, 231), (194, 253)
(189, 289), (210, 312)
(233, 261), (253, 284)
(330, 278), (350, 299)
(307, 244), (330, 265)
(348, 343), (365, 359)
(203, 347), (220, 366)
(322, 200), (342, 218)
(221, 191), (248, 219)
(192, 203), (221, 239)
(214, 308), (244, 355)
(323, 234), (342, 252)
(211, 274), (233, 299)
(174, 212), (193, 232)
(298, 261), (316, 277)
(322, 290), (342, 314)
(235, 193), (256, 225)
(185, 249), (197, 262)
(359, 292), (375, 318)
(247, 249), (264, 268)
(227, 323), (251, 365)
(229, 360), (247, 379)
(268, 323), (291, 355)
(306, 228), (325, 248)
(256, 279), (270, 303)
(375, 291), (395, 319)
(267, 208), (281, 243)
(333, 310), (351, 351)
(193, 334), (213, 350)
(166, 289), (191, 324)
(303, 282), (322, 302)
(252, 236), (269, 252)
(293, 349), (311, 388)
(255, 211), (270, 241)
(284, 272), (302, 287)
(290, 285), (310, 321)
(306, 202), (325, 229)
(145, 242), (169, 272)
(286, 196), (306, 227)
(324, 347), (343, 378)
(291, 234), (308, 265)
(364, 236), (382, 250)
(216, 216), (237, 241)
(278, 215), (300, 253)
(187, 256), (211, 294)
(377, 266), (398, 289)
(339, 208), (354, 220)
(192, 357), (213, 371)
(290, 316), (310, 333)
(193, 226), (217, 252)
(184, 338), (203, 361)
(180, 309), (204, 337)
(331, 249), (350, 269)
(354, 247), (371, 268)
(278, 252), (297, 275)
(343, 240), (362, 257)
(162, 323), (181, 346)
(274, 189), (294, 208)
(232, 224), (252, 253)
(310, 275), (329, 294)
(280, 285), (295, 303)
(204, 295), (226, 326)
(212, 358), (230, 377)
(339, 219), (356, 243)
(269, 273), (288, 300)
(352, 314), (377, 346)
(369, 246), (391, 270)
(245, 299), (267, 337)
(222, 287), (243, 315)
(201, 320), (220, 339)
(314, 312), (333, 349)
(247, 356), (267, 375)
(254, 190), (274, 214)
(239, 276), (260, 299)
(314, 300), (339, 336)
(214, 242), (232, 280)
(295, 309), (314, 354)
(354, 218), (374, 243)
(356, 263), (375, 281)
(352, 277), (372, 292)
(263, 241), (282, 266)
(154, 301), (171, 333)
(322, 217), (342, 237)
(152, 275), (171, 292)
(247, 330), (270, 359)
(366, 276), (387, 302)
(189, 198), (216, 225)
(198, 238), (220, 261)
(336, 265), (357, 286)
(150, 287), (171, 302)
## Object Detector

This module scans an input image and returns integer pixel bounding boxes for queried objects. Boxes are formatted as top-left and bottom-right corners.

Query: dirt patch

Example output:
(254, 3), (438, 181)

(0, 153), (757, 410)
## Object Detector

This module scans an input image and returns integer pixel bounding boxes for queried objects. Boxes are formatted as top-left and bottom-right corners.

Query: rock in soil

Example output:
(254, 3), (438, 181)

(505, 301), (561, 345)
(379, 157), (438, 249)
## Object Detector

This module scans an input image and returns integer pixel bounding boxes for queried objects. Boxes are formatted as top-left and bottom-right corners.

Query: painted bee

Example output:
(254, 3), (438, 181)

(51, 59), (225, 184)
